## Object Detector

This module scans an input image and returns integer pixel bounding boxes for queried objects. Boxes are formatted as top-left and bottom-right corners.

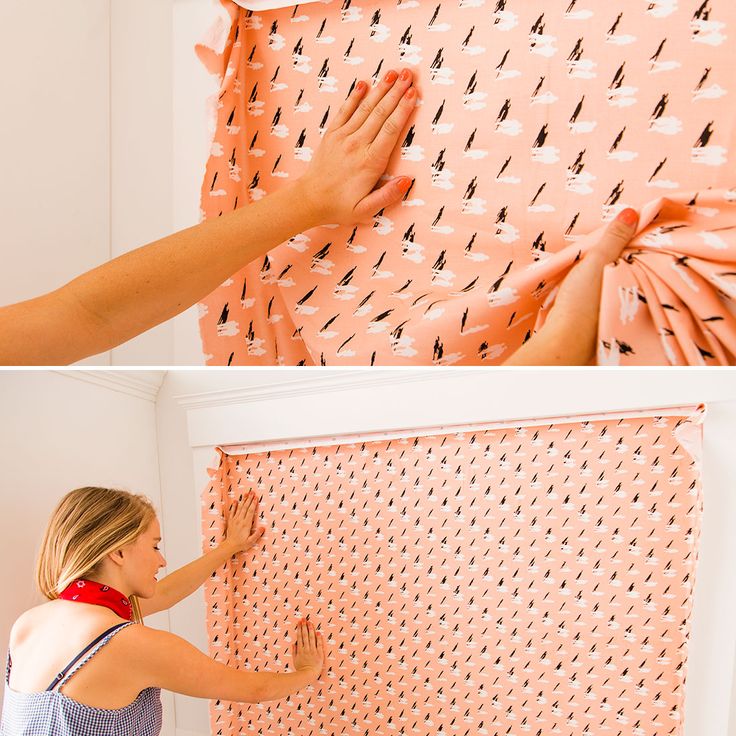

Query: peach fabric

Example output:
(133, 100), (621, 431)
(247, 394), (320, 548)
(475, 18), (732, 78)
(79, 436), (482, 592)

(201, 407), (704, 736)
(195, 2), (736, 365)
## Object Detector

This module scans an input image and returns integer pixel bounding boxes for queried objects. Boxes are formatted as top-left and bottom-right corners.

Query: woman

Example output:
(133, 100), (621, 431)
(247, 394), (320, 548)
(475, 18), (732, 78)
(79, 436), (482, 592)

(0, 67), (639, 366)
(1, 486), (319, 735)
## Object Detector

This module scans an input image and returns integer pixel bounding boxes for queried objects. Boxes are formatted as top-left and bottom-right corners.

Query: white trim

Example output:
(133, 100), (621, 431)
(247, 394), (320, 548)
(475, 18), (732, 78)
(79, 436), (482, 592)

(53, 370), (165, 401)
(174, 368), (476, 408)
(180, 369), (724, 449)
(219, 403), (704, 455)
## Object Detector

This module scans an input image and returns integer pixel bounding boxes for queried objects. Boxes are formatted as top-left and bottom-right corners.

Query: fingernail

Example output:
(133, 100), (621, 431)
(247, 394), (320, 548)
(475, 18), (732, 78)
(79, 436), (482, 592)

(404, 87), (416, 100)
(354, 80), (366, 94)
(384, 69), (398, 84)
(399, 68), (411, 82)
(397, 177), (412, 194)
(616, 208), (638, 227)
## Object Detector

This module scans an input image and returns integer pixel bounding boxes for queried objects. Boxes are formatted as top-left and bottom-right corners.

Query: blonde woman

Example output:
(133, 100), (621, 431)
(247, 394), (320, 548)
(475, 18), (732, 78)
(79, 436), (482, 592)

(1, 487), (324, 735)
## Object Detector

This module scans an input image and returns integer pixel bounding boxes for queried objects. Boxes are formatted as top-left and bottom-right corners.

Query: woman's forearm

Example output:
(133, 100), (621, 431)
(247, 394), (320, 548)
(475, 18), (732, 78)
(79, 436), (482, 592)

(248, 667), (321, 703)
(0, 180), (322, 365)
(141, 542), (239, 617)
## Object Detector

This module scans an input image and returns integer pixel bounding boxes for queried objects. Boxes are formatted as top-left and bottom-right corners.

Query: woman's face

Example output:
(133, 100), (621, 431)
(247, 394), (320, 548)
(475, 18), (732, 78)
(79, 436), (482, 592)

(123, 516), (166, 599)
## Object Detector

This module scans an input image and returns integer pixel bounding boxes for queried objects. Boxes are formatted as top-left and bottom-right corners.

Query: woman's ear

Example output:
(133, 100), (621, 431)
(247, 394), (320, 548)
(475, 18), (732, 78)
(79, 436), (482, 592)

(106, 547), (126, 568)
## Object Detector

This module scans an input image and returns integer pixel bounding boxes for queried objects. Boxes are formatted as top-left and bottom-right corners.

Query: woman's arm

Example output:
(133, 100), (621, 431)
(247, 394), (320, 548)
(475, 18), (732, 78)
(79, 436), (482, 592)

(140, 492), (264, 617)
(131, 618), (325, 703)
(0, 183), (322, 365)
(0, 69), (417, 365)
(503, 208), (639, 366)
(138, 542), (240, 618)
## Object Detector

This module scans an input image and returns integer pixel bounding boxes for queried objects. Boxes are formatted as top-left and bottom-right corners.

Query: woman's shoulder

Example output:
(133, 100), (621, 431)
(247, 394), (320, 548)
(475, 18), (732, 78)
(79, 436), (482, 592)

(9, 599), (127, 652)
(9, 601), (54, 650)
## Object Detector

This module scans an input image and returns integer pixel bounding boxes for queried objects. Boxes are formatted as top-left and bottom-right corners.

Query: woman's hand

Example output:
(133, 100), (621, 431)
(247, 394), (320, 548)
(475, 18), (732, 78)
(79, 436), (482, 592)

(291, 618), (326, 678)
(296, 68), (417, 226)
(223, 491), (265, 554)
(504, 207), (640, 365)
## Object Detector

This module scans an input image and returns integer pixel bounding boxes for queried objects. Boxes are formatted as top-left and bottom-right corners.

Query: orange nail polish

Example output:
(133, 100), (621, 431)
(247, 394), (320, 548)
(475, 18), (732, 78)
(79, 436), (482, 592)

(399, 68), (411, 82)
(355, 80), (366, 94)
(384, 69), (398, 84)
(404, 87), (416, 100)
(616, 208), (638, 226)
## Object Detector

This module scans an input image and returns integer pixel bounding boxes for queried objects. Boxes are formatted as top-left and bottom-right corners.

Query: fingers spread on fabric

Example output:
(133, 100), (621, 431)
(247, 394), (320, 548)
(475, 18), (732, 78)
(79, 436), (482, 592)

(367, 86), (417, 161)
(342, 68), (413, 137)
(358, 69), (415, 144)
(328, 80), (367, 132)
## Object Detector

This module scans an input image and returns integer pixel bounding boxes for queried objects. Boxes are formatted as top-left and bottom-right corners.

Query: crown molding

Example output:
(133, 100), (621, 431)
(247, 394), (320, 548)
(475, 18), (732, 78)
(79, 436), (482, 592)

(174, 368), (479, 409)
(53, 370), (165, 402)
(216, 403), (704, 455)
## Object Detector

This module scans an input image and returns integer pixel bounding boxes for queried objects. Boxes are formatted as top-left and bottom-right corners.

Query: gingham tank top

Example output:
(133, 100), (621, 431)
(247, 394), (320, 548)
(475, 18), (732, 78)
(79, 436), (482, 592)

(1, 621), (162, 736)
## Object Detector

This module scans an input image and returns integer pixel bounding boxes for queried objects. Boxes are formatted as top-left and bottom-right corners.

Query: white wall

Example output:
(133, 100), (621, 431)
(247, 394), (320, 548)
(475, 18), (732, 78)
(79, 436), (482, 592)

(0, 0), (183, 365)
(155, 367), (736, 736)
(0, 371), (175, 735)
(0, 1), (111, 365)
(110, 0), (177, 364)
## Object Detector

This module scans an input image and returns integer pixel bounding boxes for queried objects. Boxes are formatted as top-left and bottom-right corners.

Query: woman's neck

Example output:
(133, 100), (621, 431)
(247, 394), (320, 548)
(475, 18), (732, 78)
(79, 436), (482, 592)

(80, 572), (131, 599)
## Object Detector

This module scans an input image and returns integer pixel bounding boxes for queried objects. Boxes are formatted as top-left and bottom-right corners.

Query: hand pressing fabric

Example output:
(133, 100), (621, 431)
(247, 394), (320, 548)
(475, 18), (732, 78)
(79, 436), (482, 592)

(223, 491), (266, 554)
(292, 618), (327, 679)
(504, 208), (640, 366)
(299, 69), (415, 225)
(0, 70), (417, 365)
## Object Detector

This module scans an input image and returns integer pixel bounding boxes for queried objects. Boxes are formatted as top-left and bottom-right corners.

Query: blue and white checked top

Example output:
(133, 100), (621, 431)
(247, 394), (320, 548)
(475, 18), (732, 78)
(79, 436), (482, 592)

(1, 621), (162, 736)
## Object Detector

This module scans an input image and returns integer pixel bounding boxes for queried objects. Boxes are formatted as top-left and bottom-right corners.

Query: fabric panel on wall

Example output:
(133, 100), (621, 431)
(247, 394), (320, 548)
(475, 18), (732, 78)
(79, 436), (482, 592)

(194, 1), (736, 365)
(201, 406), (705, 736)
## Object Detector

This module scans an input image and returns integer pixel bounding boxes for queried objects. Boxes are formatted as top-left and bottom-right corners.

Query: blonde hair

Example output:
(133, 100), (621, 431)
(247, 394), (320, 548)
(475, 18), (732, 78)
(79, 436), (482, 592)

(36, 486), (156, 622)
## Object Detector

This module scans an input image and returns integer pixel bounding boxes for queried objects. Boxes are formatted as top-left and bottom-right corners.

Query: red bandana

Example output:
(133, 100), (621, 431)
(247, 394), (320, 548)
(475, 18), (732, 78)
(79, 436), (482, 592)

(58, 579), (133, 620)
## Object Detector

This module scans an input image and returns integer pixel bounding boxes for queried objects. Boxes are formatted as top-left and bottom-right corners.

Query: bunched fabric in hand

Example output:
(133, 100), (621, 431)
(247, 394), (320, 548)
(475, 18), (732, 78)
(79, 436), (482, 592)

(195, 0), (736, 365)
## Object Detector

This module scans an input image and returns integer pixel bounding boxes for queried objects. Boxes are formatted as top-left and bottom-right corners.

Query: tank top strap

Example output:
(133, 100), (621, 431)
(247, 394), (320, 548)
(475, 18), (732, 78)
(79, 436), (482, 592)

(47, 621), (135, 692)
(5, 649), (11, 686)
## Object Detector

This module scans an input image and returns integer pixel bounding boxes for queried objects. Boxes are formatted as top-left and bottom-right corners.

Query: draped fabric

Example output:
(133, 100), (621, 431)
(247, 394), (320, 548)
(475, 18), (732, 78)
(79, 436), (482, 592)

(195, 1), (736, 365)
(201, 406), (704, 736)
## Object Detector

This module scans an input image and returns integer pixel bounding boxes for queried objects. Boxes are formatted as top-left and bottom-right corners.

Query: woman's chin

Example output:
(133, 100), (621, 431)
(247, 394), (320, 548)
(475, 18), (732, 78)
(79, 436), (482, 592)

(135, 581), (157, 599)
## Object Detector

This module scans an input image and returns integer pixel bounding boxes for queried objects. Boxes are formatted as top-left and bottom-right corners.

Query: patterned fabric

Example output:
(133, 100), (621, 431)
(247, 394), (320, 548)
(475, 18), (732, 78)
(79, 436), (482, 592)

(1, 622), (162, 736)
(201, 407), (704, 736)
(196, 0), (736, 365)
